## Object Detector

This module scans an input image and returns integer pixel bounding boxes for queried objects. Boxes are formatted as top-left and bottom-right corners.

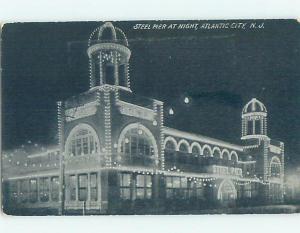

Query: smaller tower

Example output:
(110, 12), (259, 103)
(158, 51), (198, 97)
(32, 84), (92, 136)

(241, 98), (268, 140)
(87, 22), (131, 90)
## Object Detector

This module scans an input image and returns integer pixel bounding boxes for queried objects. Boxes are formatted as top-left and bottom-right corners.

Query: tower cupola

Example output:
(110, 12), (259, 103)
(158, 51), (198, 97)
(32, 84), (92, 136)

(87, 22), (131, 90)
(241, 98), (268, 140)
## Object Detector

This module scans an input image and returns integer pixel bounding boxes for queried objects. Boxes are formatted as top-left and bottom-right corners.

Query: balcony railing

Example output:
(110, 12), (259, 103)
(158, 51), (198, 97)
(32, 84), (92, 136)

(164, 156), (242, 174)
(119, 155), (156, 168)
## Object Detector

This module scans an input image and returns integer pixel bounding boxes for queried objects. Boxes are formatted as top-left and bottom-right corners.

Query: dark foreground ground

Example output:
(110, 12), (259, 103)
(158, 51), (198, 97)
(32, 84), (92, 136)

(174, 205), (300, 215)
(4, 204), (300, 216)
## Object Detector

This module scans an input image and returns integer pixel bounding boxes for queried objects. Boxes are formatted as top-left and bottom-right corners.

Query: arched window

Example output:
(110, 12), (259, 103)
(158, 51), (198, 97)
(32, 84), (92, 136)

(165, 139), (176, 165)
(202, 146), (212, 157)
(255, 120), (261, 135)
(270, 157), (281, 178)
(230, 152), (238, 164)
(192, 145), (201, 157)
(118, 64), (127, 87)
(191, 144), (201, 166)
(119, 125), (157, 166)
(104, 64), (115, 85)
(165, 140), (176, 151)
(66, 124), (99, 157)
(178, 142), (189, 164)
(222, 151), (230, 161)
(179, 143), (188, 153)
(92, 54), (101, 86)
(247, 121), (253, 135)
(213, 147), (221, 159)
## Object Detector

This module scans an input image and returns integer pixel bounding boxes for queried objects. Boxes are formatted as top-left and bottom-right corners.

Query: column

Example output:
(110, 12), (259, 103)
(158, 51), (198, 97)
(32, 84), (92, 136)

(153, 174), (160, 209)
(17, 180), (20, 204)
(104, 88), (112, 167)
(57, 101), (65, 215)
(264, 118), (267, 135)
(100, 170), (109, 212)
(87, 173), (91, 203)
(99, 52), (103, 85)
(37, 178), (40, 203)
(130, 173), (136, 209)
(126, 63), (130, 89)
(114, 51), (119, 85)
(98, 171), (102, 209)
(75, 174), (79, 201)
(49, 177), (52, 202)
(245, 118), (248, 135)
(89, 58), (95, 88)
(241, 119), (244, 136)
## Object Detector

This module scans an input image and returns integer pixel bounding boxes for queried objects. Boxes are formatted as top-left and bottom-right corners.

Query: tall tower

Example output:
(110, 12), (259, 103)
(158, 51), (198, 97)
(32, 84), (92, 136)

(87, 22), (131, 90)
(241, 98), (268, 140)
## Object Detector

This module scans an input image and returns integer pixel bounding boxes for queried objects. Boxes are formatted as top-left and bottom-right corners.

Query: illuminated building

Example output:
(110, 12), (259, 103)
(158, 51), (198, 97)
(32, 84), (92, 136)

(2, 22), (285, 215)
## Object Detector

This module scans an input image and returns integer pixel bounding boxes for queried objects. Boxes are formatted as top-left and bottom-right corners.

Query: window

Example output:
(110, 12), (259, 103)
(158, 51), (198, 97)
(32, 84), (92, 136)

(213, 149), (221, 159)
(192, 146), (200, 157)
(223, 152), (229, 161)
(119, 173), (131, 200)
(118, 64), (127, 87)
(136, 175), (145, 199)
(231, 152), (238, 163)
(9, 181), (18, 201)
(131, 136), (138, 156)
(93, 54), (101, 86)
(181, 177), (188, 198)
(166, 177), (173, 198)
(136, 175), (152, 199)
(90, 173), (98, 201)
(270, 183), (282, 202)
(70, 140), (76, 157)
(120, 127), (155, 166)
(244, 183), (252, 198)
(76, 139), (82, 155)
(78, 174), (88, 201)
(255, 120), (261, 135)
(51, 177), (59, 201)
(145, 176), (152, 199)
(29, 179), (38, 203)
(251, 183), (258, 197)
(69, 175), (77, 201)
(166, 176), (188, 199)
(165, 140), (176, 165)
(20, 180), (29, 203)
(104, 64), (115, 85)
(178, 143), (189, 164)
(203, 147), (211, 157)
(247, 121), (253, 135)
(188, 180), (203, 199)
(67, 127), (99, 157)
(39, 177), (50, 202)
(189, 146), (200, 166)
(119, 174), (152, 200)
(83, 137), (89, 154)
(271, 163), (281, 177)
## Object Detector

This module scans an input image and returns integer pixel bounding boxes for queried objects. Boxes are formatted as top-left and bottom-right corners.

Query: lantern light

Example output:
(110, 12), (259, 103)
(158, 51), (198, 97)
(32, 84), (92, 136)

(184, 97), (190, 104)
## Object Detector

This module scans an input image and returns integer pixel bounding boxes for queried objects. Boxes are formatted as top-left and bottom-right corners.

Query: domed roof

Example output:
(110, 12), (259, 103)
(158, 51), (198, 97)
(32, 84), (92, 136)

(88, 22), (128, 47)
(242, 98), (267, 114)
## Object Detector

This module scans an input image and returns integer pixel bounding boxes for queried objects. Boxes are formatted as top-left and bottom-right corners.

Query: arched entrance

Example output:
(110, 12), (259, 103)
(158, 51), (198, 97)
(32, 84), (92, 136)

(217, 180), (237, 206)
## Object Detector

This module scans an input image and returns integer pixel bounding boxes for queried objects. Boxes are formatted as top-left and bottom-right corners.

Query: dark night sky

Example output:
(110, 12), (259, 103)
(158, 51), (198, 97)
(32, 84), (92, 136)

(2, 20), (300, 168)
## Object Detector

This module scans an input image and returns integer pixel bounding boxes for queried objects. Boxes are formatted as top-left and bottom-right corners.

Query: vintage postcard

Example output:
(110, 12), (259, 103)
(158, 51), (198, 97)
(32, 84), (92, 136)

(1, 20), (300, 215)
